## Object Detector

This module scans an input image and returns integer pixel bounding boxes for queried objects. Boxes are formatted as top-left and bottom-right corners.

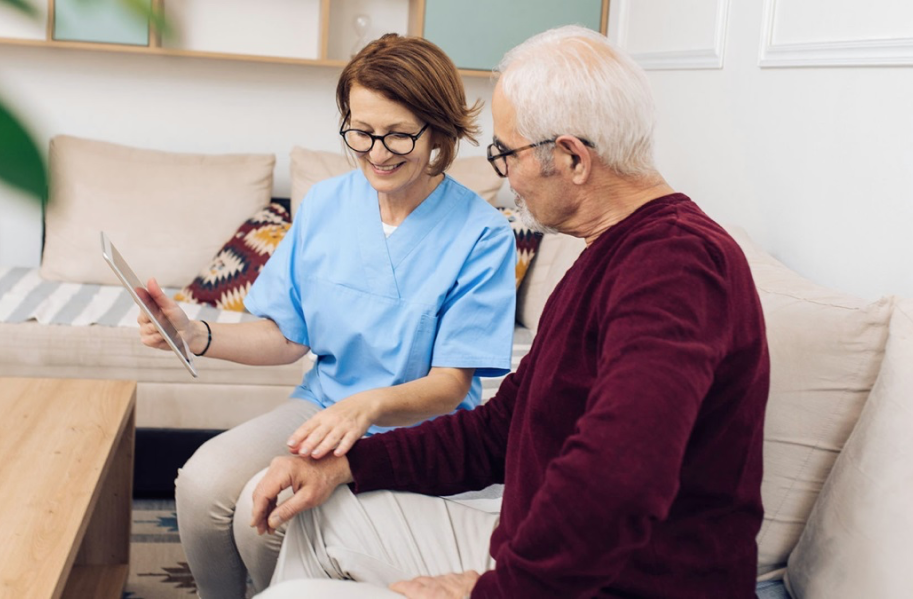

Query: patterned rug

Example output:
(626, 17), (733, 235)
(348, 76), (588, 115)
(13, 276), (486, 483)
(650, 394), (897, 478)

(126, 499), (198, 599)
(128, 499), (260, 599)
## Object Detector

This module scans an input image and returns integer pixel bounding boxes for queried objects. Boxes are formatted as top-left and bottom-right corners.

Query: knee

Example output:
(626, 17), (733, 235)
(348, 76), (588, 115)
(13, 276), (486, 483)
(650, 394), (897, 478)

(235, 471), (287, 590)
(233, 470), (287, 544)
(174, 436), (239, 517)
(233, 472), (263, 536)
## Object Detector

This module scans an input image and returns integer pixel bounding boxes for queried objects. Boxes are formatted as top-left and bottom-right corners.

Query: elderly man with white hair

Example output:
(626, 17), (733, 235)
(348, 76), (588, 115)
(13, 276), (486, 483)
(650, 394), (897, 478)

(251, 25), (770, 599)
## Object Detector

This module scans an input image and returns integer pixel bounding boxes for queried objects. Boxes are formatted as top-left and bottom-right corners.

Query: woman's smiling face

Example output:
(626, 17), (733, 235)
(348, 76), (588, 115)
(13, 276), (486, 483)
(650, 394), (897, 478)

(346, 84), (436, 204)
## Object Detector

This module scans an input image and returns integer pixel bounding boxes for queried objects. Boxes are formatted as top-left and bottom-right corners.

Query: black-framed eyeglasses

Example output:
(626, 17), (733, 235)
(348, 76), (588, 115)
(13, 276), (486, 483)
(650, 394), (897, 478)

(339, 113), (430, 156)
(486, 137), (595, 177)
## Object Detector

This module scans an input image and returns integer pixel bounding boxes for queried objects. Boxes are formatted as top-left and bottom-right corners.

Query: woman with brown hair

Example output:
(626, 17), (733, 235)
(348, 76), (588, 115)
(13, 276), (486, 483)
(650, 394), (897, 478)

(137, 34), (516, 597)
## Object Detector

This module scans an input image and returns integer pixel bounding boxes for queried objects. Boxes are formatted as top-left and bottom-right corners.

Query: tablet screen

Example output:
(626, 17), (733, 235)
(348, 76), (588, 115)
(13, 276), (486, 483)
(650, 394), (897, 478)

(100, 232), (198, 378)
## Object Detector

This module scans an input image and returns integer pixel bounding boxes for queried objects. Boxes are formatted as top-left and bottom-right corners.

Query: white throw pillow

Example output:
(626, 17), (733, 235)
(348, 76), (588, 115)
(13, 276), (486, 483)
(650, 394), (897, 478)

(725, 226), (894, 580)
(41, 135), (275, 288)
(289, 147), (503, 218)
(784, 298), (913, 599)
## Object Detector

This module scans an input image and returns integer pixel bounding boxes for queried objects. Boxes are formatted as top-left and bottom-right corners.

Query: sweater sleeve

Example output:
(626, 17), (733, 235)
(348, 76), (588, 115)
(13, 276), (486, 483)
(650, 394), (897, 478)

(347, 362), (525, 496)
(473, 233), (733, 598)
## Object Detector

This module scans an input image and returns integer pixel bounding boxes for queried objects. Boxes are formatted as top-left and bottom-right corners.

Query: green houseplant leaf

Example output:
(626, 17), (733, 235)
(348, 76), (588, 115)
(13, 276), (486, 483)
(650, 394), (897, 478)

(0, 98), (47, 201)
(3, 0), (39, 18)
(0, 0), (173, 204)
(0, 0), (172, 201)
(120, 0), (174, 39)
(1, 0), (47, 202)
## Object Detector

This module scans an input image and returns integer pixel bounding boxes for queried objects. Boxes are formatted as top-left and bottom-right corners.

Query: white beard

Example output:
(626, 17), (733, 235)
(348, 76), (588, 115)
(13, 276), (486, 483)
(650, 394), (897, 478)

(513, 191), (558, 235)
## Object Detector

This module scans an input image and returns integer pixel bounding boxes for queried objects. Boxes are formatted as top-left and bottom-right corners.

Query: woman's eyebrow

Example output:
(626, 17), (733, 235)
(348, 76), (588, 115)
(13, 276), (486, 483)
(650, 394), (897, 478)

(350, 119), (416, 130)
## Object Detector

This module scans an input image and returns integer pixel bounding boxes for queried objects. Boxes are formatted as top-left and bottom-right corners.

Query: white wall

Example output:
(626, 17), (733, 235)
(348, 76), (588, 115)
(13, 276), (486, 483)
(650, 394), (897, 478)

(3, 0), (912, 300)
(611, 0), (913, 300)
(0, 44), (497, 268)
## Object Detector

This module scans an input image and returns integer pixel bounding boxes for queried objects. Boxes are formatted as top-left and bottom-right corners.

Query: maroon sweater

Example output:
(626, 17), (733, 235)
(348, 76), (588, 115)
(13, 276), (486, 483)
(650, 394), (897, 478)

(348, 194), (769, 598)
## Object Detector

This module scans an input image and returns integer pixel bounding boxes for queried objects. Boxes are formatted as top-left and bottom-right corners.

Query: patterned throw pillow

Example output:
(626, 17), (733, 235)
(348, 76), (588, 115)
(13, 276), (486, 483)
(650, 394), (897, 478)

(497, 207), (544, 289)
(175, 203), (291, 311)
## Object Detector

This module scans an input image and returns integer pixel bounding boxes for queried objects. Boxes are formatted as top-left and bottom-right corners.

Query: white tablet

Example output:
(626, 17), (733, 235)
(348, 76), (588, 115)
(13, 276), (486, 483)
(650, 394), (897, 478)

(100, 232), (198, 378)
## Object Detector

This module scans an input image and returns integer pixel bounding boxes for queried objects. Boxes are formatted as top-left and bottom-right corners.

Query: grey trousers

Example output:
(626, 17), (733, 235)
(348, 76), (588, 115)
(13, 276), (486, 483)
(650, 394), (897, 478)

(256, 486), (499, 597)
(175, 398), (322, 598)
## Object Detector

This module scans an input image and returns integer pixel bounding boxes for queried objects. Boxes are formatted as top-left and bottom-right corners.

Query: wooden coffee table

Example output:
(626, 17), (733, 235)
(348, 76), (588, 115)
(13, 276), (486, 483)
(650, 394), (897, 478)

(0, 377), (136, 599)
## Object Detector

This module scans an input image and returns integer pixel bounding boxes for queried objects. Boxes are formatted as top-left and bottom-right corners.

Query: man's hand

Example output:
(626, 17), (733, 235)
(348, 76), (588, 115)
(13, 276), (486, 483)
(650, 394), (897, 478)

(389, 571), (480, 599)
(249, 453), (353, 535)
(286, 391), (380, 458)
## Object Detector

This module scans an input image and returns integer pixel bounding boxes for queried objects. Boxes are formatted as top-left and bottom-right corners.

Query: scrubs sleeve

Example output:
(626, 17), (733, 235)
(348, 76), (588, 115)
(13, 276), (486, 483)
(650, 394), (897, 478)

(432, 222), (516, 377)
(243, 211), (310, 347)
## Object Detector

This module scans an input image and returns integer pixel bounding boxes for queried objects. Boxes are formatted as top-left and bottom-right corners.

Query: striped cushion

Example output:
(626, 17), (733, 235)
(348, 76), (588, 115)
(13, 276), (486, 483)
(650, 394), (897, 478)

(0, 267), (258, 327)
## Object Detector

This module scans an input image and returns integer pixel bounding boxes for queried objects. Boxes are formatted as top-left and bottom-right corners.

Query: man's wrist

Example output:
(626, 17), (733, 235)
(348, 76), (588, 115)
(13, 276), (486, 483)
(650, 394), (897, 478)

(335, 455), (354, 486)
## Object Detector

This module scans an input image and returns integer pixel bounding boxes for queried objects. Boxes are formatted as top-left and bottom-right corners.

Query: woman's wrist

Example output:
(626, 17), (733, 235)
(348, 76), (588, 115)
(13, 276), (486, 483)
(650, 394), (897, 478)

(355, 389), (384, 423)
(191, 320), (213, 356)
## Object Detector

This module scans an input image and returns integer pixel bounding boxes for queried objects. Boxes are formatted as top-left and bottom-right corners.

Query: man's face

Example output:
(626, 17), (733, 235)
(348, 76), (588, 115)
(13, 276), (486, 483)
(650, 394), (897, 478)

(491, 83), (563, 233)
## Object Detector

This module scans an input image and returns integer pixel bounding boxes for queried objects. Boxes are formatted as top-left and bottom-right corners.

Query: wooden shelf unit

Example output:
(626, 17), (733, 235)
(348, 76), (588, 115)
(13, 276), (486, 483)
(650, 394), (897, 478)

(0, 33), (351, 68)
(0, 0), (609, 77)
(0, 0), (425, 71)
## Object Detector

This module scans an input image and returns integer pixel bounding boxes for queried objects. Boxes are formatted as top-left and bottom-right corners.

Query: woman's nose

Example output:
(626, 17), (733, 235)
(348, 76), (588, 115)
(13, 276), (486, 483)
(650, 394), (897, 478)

(368, 140), (394, 162)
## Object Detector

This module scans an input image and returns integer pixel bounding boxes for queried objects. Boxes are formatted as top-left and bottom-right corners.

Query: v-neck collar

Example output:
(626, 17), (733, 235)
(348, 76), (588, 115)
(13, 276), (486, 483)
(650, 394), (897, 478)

(352, 173), (459, 299)
(353, 174), (399, 298)
(386, 176), (456, 268)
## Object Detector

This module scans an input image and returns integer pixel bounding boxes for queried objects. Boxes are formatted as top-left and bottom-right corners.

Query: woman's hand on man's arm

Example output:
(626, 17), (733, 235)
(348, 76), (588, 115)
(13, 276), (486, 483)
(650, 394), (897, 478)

(286, 367), (474, 459)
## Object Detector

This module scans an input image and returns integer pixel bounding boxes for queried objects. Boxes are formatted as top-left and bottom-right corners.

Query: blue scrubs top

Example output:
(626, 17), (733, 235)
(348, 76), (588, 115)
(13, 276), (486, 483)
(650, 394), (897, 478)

(244, 170), (517, 434)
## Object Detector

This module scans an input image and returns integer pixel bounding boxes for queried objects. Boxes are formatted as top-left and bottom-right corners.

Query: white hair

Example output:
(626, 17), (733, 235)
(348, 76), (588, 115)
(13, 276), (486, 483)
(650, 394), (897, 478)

(497, 25), (657, 179)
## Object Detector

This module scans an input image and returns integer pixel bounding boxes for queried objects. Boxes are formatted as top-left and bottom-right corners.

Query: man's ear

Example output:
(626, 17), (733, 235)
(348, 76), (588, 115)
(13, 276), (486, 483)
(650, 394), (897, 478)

(556, 136), (592, 184)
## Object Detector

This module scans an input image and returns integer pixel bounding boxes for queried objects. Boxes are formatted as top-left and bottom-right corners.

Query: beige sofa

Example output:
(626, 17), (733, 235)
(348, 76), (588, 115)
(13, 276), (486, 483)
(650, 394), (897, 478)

(2, 137), (909, 596)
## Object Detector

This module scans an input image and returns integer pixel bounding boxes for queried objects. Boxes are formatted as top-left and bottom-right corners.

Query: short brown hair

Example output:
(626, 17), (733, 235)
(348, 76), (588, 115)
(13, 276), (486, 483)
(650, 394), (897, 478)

(336, 34), (481, 176)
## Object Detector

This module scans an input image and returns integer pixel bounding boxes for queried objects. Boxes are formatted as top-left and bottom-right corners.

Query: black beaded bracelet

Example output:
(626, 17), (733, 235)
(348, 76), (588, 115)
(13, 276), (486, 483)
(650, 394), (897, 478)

(194, 320), (212, 357)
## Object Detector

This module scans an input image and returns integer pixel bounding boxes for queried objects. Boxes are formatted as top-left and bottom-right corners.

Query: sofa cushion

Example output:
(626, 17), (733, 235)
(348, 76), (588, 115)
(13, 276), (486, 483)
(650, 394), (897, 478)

(175, 203), (291, 311)
(0, 320), (305, 386)
(289, 147), (353, 217)
(0, 321), (305, 428)
(516, 232), (586, 331)
(289, 147), (503, 216)
(445, 155), (503, 206)
(41, 135), (275, 288)
(784, 297), (912, 598)
(725, 226), (893, 579)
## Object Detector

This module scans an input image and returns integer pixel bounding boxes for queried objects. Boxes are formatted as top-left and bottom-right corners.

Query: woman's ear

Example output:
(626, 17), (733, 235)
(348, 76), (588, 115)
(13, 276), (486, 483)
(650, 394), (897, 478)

(430, 136), (442, 151)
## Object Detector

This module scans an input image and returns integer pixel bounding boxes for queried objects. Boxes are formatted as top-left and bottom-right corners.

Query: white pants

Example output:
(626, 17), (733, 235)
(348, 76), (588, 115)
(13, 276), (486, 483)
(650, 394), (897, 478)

(256, 486), (500, 597)
(175, 399), (322, 598)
